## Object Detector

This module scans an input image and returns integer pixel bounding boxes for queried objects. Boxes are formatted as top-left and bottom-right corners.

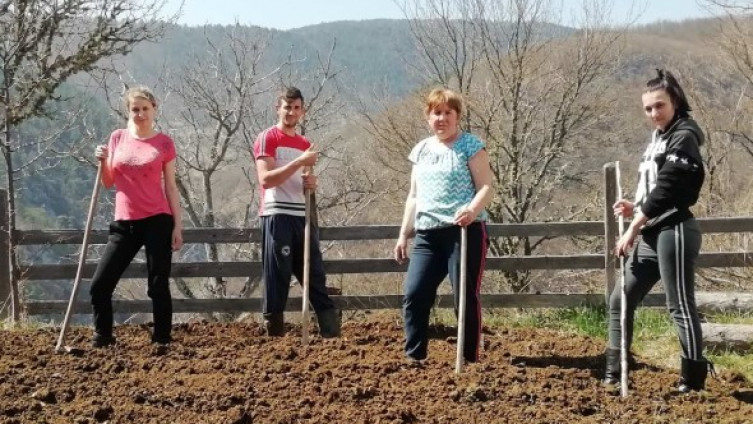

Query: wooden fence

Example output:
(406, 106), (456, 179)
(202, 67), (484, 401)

(2, 163), (753, 318)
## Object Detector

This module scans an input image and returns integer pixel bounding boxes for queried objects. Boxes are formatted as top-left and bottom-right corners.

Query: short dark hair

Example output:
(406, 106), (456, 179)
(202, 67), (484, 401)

(646, 69), (691, 118)
(277, 87), (304, 107)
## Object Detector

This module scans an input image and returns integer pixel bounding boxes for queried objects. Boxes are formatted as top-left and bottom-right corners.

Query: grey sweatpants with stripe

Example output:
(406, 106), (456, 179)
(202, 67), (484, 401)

(608, 219), (704, 360)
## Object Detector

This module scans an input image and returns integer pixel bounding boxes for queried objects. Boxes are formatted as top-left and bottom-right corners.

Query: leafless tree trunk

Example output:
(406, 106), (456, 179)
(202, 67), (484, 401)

(374, 0), (626, 292)
(0, 0), (173, 322)
(157, 25), (278, 302)
(702, 1), (753, 159)
(679, 1), (753, 290)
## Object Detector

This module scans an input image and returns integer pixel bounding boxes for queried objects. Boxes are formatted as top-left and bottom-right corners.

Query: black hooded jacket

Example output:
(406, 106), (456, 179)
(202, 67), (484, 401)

(634, 116), (705, 232)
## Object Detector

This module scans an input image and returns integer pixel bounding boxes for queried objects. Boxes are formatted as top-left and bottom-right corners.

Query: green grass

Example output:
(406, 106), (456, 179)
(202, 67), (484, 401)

(439, 305), (753, 382)
(485, 305), (612, 339)
(703, 311), (753, 325)
(0, 317), (55, 331)
(709, 352), (753, 381)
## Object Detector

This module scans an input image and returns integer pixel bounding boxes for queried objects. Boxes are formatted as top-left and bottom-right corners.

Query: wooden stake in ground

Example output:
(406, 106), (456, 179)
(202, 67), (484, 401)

(301, 187), (312, 346)
(55, 162), (102, 354)
(455, 225), (468, 374)
(615, 161), (629, 397)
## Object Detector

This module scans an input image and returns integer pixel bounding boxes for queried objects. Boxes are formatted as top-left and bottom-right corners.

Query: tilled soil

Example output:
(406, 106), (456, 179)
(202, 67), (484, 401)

(1, 319), (751, 424)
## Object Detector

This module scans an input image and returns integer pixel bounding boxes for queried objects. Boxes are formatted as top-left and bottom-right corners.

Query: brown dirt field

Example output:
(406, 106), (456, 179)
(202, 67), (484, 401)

(1, 319), (751, 424)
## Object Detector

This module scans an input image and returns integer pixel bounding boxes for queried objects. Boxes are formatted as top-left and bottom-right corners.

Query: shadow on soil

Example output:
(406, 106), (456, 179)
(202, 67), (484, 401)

(509, 354), (664, 380)
(733, 389), (753, 404)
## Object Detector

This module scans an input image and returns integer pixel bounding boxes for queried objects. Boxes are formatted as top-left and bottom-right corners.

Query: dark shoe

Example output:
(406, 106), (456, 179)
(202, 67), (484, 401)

(403, 356), (425, 368)
(317, 308), (341, 338)
(152, 342), (170, 355)
(151, 335), (172, 345)
(678, 357), (712, 393)
(92, 334), (116, 348)
(263, 313), (285, 337)
(602, 348), (621, 386)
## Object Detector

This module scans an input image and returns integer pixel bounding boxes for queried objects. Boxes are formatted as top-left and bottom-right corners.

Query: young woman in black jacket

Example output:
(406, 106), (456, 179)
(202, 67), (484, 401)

(606, 69), (710, 393)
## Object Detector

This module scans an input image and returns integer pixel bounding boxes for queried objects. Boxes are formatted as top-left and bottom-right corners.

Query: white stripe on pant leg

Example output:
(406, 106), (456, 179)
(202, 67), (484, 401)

(675, 223), (694, 359)
(675, 222), (697, 360)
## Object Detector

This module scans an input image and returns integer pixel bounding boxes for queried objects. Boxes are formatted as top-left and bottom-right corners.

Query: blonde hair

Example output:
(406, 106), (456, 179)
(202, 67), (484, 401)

(424, 88), (463, 116)
(124, 86), (158, 110)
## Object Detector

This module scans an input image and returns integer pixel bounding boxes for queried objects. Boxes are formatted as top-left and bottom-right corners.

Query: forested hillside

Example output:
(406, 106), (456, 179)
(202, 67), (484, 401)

(5, 7), (753, 306)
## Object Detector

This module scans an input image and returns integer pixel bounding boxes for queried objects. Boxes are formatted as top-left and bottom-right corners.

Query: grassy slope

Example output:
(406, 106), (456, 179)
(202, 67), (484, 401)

(435, 306), (753, 382)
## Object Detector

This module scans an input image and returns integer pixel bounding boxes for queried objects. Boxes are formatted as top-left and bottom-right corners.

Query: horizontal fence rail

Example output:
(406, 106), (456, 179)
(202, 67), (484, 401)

(24, 292), (753, 315)
(8, 162), (753, 317)
(16, 218), (753, 315)
(15, 217), (753, 246)
(18, 252), (753, 282)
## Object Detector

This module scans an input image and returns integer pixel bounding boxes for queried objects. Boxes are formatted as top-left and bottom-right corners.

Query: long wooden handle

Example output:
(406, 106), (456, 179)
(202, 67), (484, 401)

(301, 188), (312, 346)
(455, 225), (468, 374)
(616, 161), (629, 398)
(55, 162), (102, 353)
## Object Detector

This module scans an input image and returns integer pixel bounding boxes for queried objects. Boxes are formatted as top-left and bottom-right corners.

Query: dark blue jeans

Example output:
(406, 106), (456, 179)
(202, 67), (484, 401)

(403, 222), (487, 362)
(90, 213), (174, 342)
(261, 214), (335, 314)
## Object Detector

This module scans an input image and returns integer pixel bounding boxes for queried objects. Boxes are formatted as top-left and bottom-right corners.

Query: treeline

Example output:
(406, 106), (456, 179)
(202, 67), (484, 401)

(4, 1), (753, 317)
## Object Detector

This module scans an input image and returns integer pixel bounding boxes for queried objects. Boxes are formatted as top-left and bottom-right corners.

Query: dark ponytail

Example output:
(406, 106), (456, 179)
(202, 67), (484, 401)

(646, 69), (691, 118)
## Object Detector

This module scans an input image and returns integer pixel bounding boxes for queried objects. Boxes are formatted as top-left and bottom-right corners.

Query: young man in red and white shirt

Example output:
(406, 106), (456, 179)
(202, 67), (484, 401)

(252, 87), (340, 337)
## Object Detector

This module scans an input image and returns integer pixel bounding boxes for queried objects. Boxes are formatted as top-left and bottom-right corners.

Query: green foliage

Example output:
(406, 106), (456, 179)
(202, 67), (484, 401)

(703, 311), (753, 325)
(483, 305), (750, 382)
(16, 205), (56, 228)
(482, 305), (609, 337)
(495, 305), (673, 342)
(633, 308), (675, 340)
(708, 352), (753, 382)
(13, 85), (115, 229)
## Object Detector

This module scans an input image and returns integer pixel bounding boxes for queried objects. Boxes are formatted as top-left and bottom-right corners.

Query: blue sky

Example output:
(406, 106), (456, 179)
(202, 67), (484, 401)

(164, 0), (714, 30)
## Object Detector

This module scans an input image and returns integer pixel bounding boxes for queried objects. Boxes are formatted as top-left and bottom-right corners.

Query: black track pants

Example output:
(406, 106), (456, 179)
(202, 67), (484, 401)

(608, 219), (703, 360)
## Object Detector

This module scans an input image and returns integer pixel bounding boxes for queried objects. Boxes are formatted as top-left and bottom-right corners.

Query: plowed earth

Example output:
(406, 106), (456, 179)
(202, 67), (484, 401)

(1, 319), (751, 423)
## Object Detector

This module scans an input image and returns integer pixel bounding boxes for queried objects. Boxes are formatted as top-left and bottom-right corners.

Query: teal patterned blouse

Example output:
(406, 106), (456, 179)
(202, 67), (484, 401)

(409, 132), (488, 230)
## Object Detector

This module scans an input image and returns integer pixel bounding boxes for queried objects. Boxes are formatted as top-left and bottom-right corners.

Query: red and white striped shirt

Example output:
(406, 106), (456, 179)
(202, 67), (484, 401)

(252, 126), (309, 217)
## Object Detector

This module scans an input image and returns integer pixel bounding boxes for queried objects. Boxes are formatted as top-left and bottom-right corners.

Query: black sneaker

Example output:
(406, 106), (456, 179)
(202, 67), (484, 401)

(91, 334), (116, 348)
(151, 335), (172, 345)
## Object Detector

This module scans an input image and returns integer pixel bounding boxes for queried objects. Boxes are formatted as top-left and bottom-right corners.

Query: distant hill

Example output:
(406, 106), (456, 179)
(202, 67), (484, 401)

(13, 15), (753, 308)
(119, 18), (576, 100)
(114, 20), (430, 100)
(289, 19), (422, 96)
(13, 16), (746, 230)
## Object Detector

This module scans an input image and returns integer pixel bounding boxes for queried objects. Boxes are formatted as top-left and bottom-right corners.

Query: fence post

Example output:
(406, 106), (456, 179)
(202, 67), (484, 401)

(0, 189), (9, 320)
(603, 163), (617, 305)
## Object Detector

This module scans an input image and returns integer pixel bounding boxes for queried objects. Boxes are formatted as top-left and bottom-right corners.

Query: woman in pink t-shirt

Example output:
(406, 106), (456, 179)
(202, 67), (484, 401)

(90, 86), (183, 348)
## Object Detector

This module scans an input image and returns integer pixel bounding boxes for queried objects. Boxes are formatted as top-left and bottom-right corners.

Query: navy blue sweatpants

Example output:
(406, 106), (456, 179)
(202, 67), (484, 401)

(261, 214), (335, 314)
(403, 222), (487, 362)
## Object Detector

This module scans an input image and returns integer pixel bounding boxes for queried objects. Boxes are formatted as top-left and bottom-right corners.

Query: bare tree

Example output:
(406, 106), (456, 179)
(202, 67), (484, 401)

(673, 64), (739, 214)
(160, 30), (365, 313)
(266, 39), (390, 228)
(0, 0), (173, 321)
(675, 1), (753, 290)
(678, 63), (753, 290)
(701, 0), (753, 159)
(155, 25), (281, 302)
(401, 0), (484, 129)
(373, 0), (626, 292)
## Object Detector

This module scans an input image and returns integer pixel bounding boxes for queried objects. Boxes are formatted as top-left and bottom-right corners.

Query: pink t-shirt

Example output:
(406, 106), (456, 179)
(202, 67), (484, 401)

(107, 129), (176, 221)
(253, 126), (310, 217)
